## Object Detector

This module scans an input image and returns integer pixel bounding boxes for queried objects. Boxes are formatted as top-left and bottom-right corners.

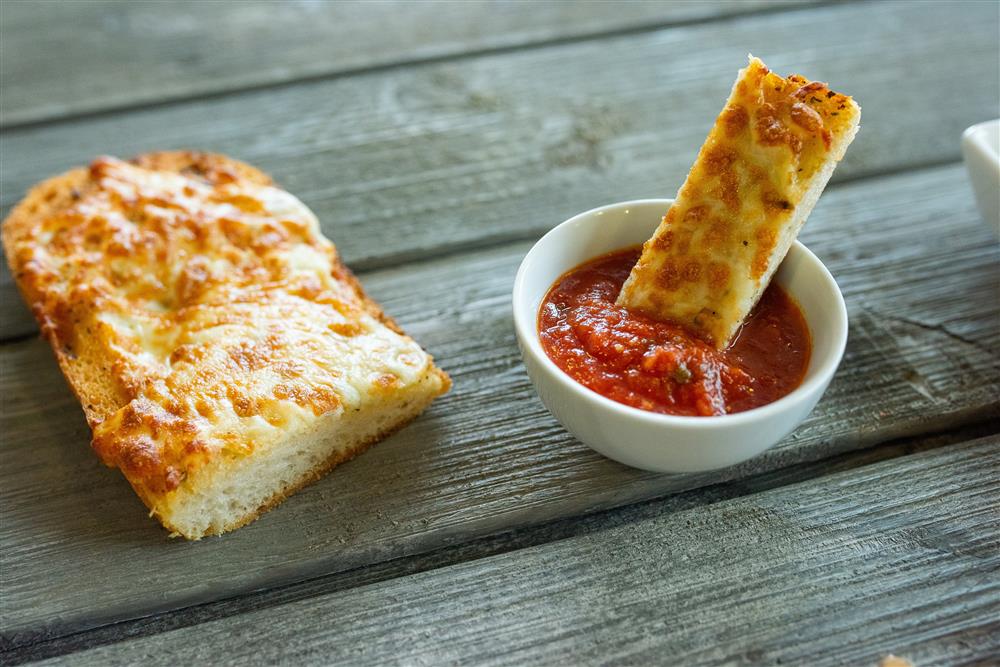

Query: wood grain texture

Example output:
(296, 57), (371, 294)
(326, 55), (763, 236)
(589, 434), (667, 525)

(1, 164), (997, 646)
(32, 437), (1000, 667)
(2, 0), (998, 338)
(0, 0), (810, 127)
(9, 420), (994, 665)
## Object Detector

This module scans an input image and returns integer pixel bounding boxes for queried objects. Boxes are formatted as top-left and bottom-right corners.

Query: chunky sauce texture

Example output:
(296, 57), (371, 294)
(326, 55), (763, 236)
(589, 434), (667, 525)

(538, 247), (811, 416)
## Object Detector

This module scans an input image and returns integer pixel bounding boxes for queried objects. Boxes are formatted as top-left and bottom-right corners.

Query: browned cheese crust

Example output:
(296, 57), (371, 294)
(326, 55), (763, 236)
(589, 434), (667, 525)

(2, 151), (450, 537)
(617, 57), (860, 348)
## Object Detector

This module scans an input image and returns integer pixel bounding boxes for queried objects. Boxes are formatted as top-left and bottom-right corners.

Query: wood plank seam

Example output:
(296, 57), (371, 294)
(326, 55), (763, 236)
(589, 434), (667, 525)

(0, 0), (839, 131)
(0, 162), (1000, 632)
(818, 155), (964, 189)
(1, 2), (997, 663)
(3, 419), (997, 664)
(1, 0), (996, 341)
(0, 156), (975, 346)
(271, 157), (976, 277)
(0, 163), (995, 643)
(876, 312), (998, 362)
(11, 434), (1000, 666)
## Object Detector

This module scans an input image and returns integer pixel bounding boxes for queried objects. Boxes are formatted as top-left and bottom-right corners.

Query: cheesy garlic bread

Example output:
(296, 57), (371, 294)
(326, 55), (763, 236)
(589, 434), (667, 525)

(2, 152), (450, 539)
(618, 56), (860, 348)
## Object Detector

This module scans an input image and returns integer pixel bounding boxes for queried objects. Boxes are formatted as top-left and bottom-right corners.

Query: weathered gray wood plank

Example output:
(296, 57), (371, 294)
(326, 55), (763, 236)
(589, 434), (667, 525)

(9, 420), (994, 665)
(33, 437), (1000, 667)
(0, 0), (810, 127)
(1, 164), (997, 646)
(2, 0), (997, 338)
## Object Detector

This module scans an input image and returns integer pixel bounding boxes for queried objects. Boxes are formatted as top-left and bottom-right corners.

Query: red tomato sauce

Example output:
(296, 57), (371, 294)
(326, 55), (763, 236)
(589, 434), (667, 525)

(538, 247), (811, 416)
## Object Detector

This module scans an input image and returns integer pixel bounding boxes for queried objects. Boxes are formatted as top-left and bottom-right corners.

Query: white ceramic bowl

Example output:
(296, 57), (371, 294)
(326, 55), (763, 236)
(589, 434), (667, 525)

(962, 119), (1000, 235)
(512, 199), (848, 473)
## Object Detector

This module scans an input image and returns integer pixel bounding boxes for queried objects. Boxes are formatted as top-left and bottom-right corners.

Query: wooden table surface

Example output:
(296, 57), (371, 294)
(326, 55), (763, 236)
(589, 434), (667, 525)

(1, 1), (997, 665)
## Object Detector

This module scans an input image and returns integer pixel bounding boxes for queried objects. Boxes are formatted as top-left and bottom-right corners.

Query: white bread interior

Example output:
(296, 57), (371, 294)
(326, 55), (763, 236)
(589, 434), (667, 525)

(156, 368), (444, 539)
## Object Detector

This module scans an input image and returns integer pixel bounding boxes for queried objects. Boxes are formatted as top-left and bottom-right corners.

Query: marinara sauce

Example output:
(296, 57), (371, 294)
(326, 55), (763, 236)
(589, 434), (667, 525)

(538, 247), (811, 417)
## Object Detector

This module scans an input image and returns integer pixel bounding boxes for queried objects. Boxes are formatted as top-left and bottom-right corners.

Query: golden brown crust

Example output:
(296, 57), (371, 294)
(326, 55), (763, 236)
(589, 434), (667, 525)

(2, 151), (450, 537)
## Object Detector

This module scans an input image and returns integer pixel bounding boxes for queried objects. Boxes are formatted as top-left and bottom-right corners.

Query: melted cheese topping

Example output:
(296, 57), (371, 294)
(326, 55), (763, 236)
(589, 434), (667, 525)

(618, 56), (860, 347)
(10, 157), (433, 494)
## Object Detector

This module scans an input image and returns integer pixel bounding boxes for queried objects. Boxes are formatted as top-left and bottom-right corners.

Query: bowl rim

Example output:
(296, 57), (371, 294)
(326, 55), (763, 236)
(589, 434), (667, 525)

(962, 118), (1000, 156)
(512, 198), (848, 428)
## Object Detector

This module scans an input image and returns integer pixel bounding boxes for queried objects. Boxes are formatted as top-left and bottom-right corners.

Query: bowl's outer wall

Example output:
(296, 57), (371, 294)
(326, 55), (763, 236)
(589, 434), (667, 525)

(513, 200), (847, 473)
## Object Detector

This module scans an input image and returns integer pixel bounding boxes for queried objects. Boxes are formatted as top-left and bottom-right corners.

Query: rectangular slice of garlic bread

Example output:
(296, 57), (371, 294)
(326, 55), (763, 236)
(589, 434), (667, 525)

(1, 151), (450, 539)
(617, 56), (860, 348)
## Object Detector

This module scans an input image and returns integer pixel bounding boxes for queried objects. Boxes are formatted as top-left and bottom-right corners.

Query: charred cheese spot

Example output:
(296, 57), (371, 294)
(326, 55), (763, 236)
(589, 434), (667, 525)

(790, 101), (823, 133)
(272, 383), (340, 416)
(684, 205), (709, 224)
(329, 321), (363, 337)
(791, 101), (831, 150)
(219, 193), (265, 214)
(722, 105), (749, 137)
(227, 341), (271, 373)
(717, 169), (740, 212)
(194, 400), (215, 419)
(655, 260), (681, 291)
(703, 146), (737, 175)
(373, 373), (401, 394)
(756, 104), (803, 154)
(682, 260), (702, 282)
(708, 262), (731, 289)
(762, 189), (795, 213)
(651, 230), (672, 251)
